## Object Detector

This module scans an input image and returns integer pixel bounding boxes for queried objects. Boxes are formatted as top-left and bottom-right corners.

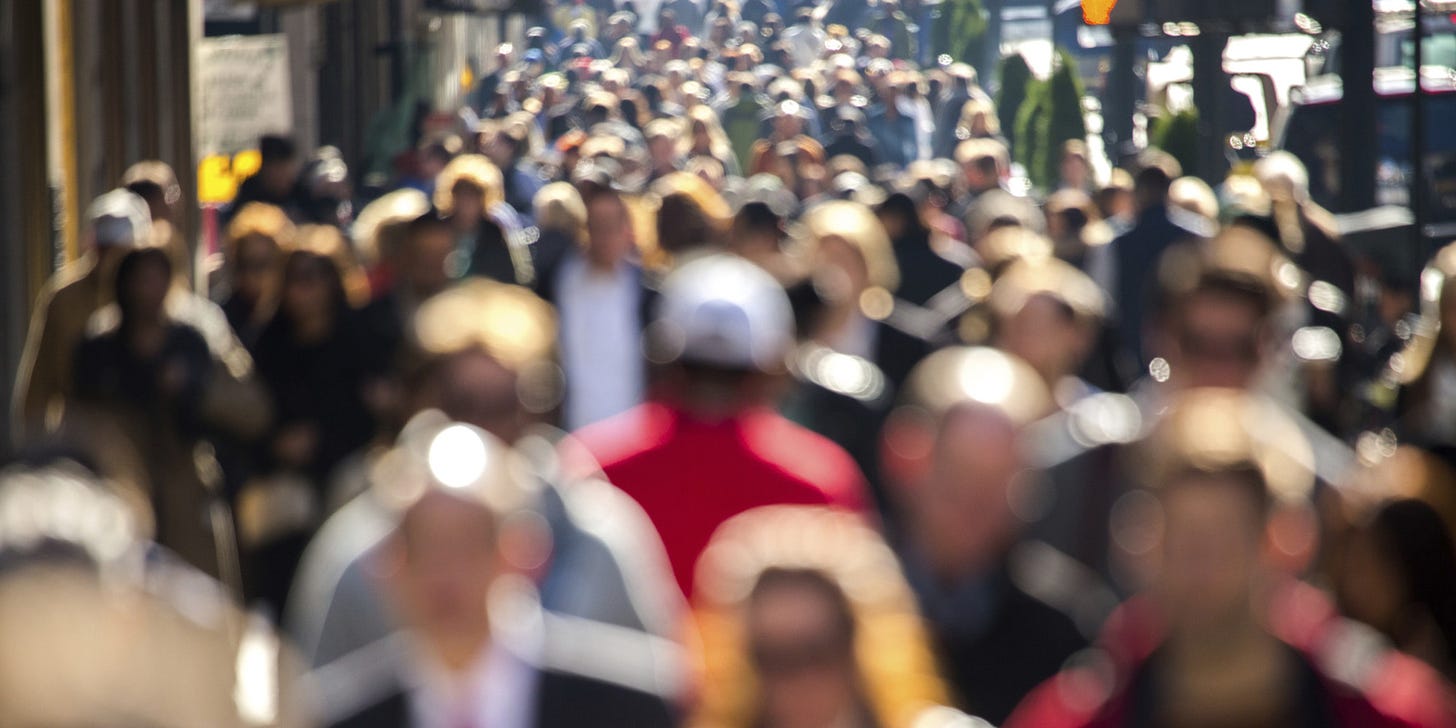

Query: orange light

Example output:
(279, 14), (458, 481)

(1082, 0), (1117, 24)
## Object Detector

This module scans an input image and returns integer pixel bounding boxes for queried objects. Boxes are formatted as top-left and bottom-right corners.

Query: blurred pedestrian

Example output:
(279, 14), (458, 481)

(882, 348), (1099, 722)
(318, 417), (679, 728)
(220, 202), (297, 344)
(1007, 389), (1456, 728)
(692, 506), (972, 728)
(570, 254), (870, 597)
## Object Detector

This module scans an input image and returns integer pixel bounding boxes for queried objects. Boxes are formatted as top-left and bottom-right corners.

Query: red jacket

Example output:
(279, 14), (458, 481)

(573, 402), (870, 598)
(1006, 583), (1456, 728)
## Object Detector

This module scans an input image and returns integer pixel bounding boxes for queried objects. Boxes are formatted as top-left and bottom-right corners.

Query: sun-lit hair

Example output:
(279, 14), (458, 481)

(685, 105), (736, 169)
(434, 154), (505, 214)
(1169, 176), (1220, 224)
(412, 278), (558, 374)
(352, 189), (432, 269)
(690, 506), (951, 728)
(800, 200), (900, 292)
(292, 224), (372, 308)
(225, 202), (296, 265)
(534, 182), (589, 246)
(652, 172), (733, 256)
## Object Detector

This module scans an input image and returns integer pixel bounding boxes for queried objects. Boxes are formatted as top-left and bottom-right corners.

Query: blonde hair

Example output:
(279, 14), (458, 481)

(225, 202), (296, 264)
(690, 507), (951, 728)
(533, 182), (588, 246)
(434, 154), (505, 214)
(801, 200), (900, 292)
(957, 98), (1000, 138)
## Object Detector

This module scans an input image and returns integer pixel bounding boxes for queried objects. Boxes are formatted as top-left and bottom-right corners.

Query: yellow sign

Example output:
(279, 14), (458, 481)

(1082, 0), (1117, 24)
(198, 150), (262, 204)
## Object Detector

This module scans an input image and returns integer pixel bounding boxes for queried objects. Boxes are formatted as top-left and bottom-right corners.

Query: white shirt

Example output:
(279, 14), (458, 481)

(406, 639), (539, 728)
(557, 256), (646, 430)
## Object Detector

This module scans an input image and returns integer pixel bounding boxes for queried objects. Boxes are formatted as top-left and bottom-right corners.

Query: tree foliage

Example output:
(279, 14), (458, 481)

(930, 0), (988, 67)
(1150, 107), (1200, 179)
(1010, 48), (1088, 190)
(995, 53), (1033, 152)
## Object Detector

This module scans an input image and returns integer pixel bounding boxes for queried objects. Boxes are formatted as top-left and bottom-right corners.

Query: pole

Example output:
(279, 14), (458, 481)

(1411, 2), (1428, 257)
(1338, 0), (1376, 212)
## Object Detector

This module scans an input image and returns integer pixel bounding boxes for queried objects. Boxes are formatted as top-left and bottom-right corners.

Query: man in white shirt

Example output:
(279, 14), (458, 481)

(319, 415), (678, 728)
(547, 188), (654, 430)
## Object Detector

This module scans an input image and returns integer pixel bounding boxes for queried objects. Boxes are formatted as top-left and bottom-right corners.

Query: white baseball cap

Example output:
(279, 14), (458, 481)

(651, 254), (795, 371)
(86, 189), (152, 248)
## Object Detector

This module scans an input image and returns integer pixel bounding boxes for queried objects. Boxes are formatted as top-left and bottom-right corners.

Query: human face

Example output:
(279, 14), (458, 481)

(451, 180), (486, 229)
(281, 254), (335, 323)
(918, 408), (1022, 578)
(747, 578), (858, 728)
(404, 227), (455, 295)
(392, 493), (500, 648)
(997, 295), (1087, 384)
(1155, 475), (1266, 635)
(814, 234), (871, 301)
(234, 235), (280, 304)
(585, 194), (635, 268)
(1170, 291), (1265, 389)
(124, 256), (172, 322)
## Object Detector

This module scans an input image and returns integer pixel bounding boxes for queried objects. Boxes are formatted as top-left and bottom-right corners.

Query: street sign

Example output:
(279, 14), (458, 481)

(196, 35), (292, 158)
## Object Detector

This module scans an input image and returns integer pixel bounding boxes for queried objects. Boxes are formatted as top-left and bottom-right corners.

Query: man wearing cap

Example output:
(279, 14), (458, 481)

(1007, 389), (1455, 728)
(225, 134), (306, 225)
(570, 254), (871, 598)
(14, 190), (154, 442)
(318, 416), (678, 728)
(880, 347), (1100, 724)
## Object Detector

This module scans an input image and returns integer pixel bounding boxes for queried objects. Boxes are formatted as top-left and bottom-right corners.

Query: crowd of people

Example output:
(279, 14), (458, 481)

(8, 2), (1456, 726)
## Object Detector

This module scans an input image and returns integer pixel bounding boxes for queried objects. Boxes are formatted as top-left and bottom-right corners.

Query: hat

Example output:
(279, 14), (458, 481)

(87, 189), (153, 248)
(651, 253), (795, 371)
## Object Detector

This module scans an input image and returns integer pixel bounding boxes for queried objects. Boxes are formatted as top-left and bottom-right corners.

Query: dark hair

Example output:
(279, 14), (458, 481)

(113, 247), (173, 324)
(1370, 499), (1456, 666)
(734, 202), (784, 239)
(877, 191), (930, 244)
(259, 134), (298, 164)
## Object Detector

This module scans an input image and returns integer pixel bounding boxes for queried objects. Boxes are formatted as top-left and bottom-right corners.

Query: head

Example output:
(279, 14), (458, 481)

(1154, 230), (1293, 389)
(874, 192), (927, 243)
(1169, 176), (1220, 226)
(1132, 149), (1181, 213)
(375, 418), (540, 672)
(645, 120), (681, 171)
(279, 247), (348, 329)
(114, 247), (174, 326)
(225, 203), (296, 307)
(86, 189), (154, 275)
(955, 139), (1005, 194)
(583, 188), (638, 270)
(882, 348), (1052, 580)
(1337, 498), (1456, 666)
(401, 214), (456, 297)
(773, 100), (807, 140)
(533, 182), (588, 245)
(1059, 140), (1091, 190)
(801, 200), (899, 310)
(747, 569), (862, 728)
(652, 172), (732, 257)
(258, 135), (301, 196)
(1137, 390), (1316, 636)
(1096, 168), (1136, 221)
(692, 508), (950, 728)
(990, 258), (1105, 385)
(121, 161), (181, 224)
(435, 155), (505, 231)
(957, 98), (998, 138)
(410, 281), (560, 443)
(649, 254), (796, 415)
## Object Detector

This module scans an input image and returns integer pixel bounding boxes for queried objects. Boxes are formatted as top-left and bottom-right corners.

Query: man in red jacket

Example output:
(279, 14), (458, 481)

(569, 254), (870, 599)
(1007, 388), (1456, 728)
